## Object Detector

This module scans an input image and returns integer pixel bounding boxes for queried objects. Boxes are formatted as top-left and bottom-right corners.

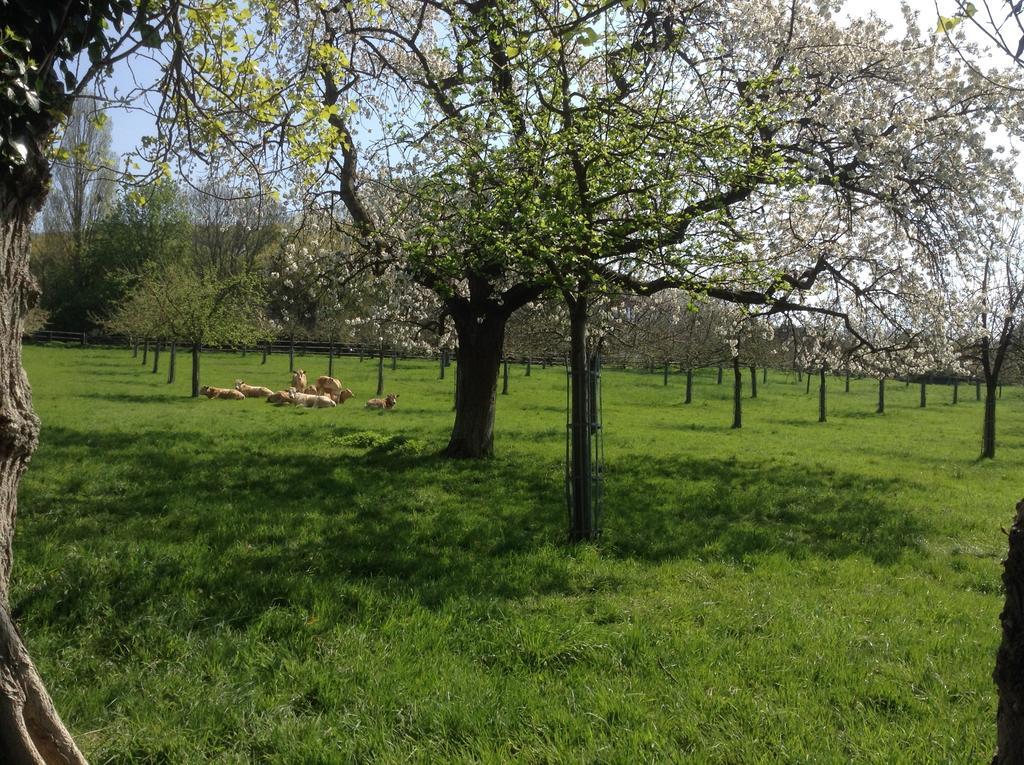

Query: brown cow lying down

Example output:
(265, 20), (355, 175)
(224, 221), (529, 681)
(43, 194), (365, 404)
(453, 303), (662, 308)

(365, 393), (398, 410)
(266, 390), (293, 405)
(337, 388), (354, 404)
(292, 369), (307, 391)
(289, 387), (337, 408)
(316, 375), (343, 401)
(200, 385), (246, 400)
(234, 380), (274, 397)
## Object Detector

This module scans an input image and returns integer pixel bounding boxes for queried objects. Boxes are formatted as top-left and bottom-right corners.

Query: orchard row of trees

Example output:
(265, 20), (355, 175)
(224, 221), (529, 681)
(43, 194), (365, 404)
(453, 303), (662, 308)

(5, 0), (1024, 761)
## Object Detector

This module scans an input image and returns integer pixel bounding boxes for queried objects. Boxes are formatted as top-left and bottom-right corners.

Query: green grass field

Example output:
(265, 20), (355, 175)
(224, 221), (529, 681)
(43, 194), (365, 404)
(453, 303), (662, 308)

(13, 344), (1023, 763)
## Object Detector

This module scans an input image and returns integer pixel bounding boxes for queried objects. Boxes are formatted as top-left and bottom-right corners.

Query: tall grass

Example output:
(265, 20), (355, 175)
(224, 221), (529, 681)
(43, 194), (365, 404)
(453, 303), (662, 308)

(13, 345), (1021, 763)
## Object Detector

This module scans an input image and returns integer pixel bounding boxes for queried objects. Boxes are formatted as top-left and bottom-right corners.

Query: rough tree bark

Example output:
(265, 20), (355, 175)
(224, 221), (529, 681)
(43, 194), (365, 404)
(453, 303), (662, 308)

(749, 365), (757, 399)
(502, 358), (509, 395)
(0, 180), (88, 763)
(920, 381), (927, 408)
(993, 499), (1024, 765)
(151, 341), (160, 374)
(444, 311), (506, 458)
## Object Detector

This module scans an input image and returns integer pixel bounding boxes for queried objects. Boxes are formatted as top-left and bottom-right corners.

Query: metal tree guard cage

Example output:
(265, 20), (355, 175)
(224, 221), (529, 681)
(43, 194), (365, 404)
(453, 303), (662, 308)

(565, 351), (604, 540)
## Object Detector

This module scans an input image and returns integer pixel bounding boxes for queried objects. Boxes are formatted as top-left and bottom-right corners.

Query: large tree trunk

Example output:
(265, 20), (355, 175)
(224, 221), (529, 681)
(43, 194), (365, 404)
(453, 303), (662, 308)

(749, 365), (757, 399)
(920, 381), (927, 408)
(444, 312), (506, 458)
(502, 358), (509, 395)
(0, 191), (87, 763)
(151, 341), (160, 374)
(684, 368), (693, 404)
(167, 342), (176, 384)
(877, 378), (885, 415)
(993, 499), (1024, 765)
(983, 380), (998, 459)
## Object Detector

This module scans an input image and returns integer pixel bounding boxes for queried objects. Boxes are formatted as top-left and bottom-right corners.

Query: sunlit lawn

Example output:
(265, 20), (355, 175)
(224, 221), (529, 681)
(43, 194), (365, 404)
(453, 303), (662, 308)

(13, 343), (1022, 763)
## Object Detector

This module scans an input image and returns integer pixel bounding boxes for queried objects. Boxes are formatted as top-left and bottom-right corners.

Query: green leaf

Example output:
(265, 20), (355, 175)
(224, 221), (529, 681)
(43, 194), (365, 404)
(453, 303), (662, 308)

(139, 25), (162, 48)
(504, 45), (519, 58)
(964, 2), (977, 17)
(936, 15), (961, 32)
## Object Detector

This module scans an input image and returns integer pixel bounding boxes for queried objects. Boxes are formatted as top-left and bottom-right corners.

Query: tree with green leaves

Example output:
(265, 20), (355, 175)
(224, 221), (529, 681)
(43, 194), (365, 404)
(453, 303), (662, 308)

(109, 261), (272, 396)
(32, 97), (116, 330)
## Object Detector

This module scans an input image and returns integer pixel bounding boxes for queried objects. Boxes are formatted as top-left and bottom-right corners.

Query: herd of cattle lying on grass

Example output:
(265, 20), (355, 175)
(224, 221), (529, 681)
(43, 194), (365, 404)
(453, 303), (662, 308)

(199, 368), (398, 411)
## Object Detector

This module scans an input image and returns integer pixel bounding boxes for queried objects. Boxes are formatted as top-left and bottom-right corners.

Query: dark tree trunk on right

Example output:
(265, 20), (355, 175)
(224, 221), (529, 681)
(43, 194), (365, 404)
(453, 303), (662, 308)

(993, 499), (1024, 765)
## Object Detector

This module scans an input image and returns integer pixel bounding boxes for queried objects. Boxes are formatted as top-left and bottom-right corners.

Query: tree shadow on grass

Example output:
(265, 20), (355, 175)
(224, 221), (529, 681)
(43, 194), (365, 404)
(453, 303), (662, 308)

(602, 455), (922, 565)
(15, 426), (926, 634)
